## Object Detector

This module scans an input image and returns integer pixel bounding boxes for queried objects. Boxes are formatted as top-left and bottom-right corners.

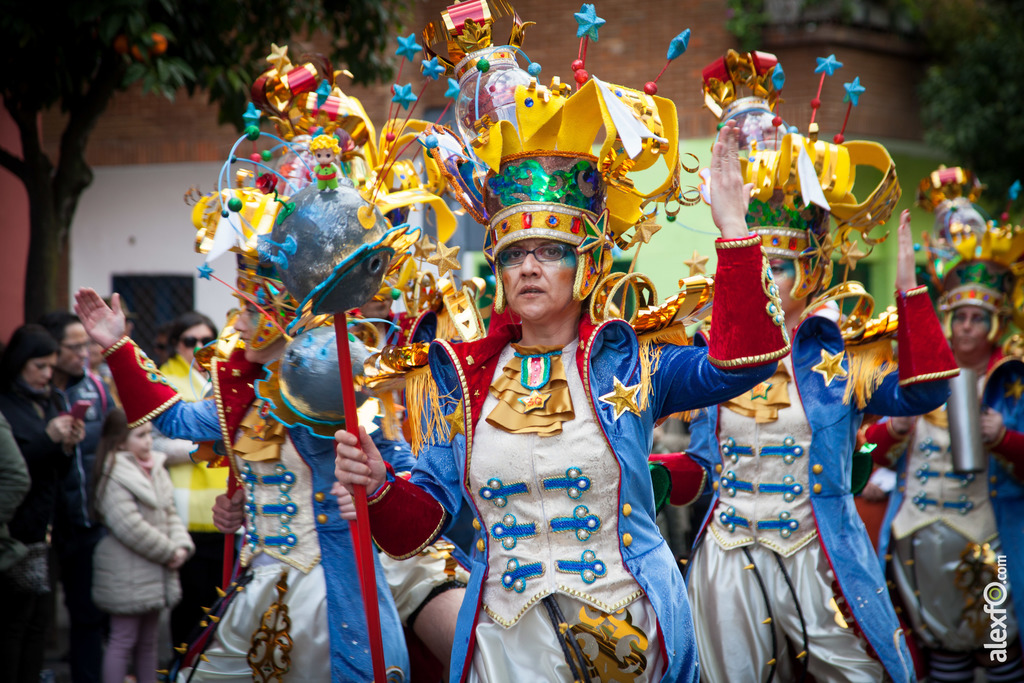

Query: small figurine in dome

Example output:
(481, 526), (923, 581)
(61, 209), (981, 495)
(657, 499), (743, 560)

(310, 134), (341, 191)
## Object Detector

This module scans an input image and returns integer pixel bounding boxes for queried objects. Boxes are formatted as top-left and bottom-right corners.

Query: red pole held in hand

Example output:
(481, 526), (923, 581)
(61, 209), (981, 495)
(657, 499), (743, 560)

(334, 312), (387, 682)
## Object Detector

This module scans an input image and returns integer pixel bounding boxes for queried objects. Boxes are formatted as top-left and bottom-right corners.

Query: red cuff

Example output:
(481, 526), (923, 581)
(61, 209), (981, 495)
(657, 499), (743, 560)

(991, 428), (1024, 479)
(862, 420), (909, 466)
(707, 236), (790, 368)
(895, 286), (958, 386)
(649, 452), (708, 506)
(103, 337), (181, 428)
(368, 471), (448, 559)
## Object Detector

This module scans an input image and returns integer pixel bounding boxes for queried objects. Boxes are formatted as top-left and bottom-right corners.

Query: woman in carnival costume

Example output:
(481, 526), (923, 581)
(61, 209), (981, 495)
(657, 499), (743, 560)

(863, 168), (1024, 682)
(73, 44), (462, 681)
(681, 50), (959, 682)
(334, 6), (790, 681)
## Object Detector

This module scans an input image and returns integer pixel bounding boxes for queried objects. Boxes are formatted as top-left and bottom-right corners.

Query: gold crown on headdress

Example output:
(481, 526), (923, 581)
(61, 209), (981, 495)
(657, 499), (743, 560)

(916, 166), (983, 213)
(422, 0), (533, 75)
(917, 167), (1024, 334)
(702, 49), (784, 120)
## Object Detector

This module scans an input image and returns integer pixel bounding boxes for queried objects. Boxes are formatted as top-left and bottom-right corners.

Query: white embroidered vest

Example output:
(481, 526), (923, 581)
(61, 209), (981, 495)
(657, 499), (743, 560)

(469, 343), (642, 627)
(237, 435), (320, 572)
(891, 407), (997, 544)
(710, 357), (818, 556)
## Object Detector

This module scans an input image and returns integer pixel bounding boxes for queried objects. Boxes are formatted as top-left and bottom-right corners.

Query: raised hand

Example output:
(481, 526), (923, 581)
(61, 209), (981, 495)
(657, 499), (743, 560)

(709, 119), (754, 240)
(73, 288), (126, 349)
(895, 210), (917, 293)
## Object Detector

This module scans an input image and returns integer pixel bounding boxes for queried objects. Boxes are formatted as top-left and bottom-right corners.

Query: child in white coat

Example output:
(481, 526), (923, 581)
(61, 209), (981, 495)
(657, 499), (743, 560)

(90, 409), (193, 683)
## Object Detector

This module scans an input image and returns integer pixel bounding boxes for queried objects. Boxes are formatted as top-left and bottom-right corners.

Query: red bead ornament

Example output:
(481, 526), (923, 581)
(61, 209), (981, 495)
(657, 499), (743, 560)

(833, 134), (844, 144)
(811, 98), (821, 109)
(386, 132), (396, 142)
(574, 70), (589, 85)
(644, 82), (658, 96)
(772, 116), (782, 127)
(249, 153), (261, 162)
(571, 59), (584, 72)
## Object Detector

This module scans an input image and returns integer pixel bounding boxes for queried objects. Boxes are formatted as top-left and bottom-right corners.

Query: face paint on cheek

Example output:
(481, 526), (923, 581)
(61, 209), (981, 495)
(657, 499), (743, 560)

(559, 251), (578, 269)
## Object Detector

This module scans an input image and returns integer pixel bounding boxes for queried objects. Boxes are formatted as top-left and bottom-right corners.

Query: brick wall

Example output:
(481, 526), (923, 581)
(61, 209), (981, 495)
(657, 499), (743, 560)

(40, 0), (927, 168)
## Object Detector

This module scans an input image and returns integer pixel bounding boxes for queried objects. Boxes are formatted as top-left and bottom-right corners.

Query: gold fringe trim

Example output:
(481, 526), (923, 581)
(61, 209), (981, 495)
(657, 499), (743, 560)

(715, 234), (760, 249)
(435, 310), (457, 344)
(843, 338), (898, 409)
(637, 326), (692, 410)
(380, 394), (400, 442)
(406, 365), (449, 454)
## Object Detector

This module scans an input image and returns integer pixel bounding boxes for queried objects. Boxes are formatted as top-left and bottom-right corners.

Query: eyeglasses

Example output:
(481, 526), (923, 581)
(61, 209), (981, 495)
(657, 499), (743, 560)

(496, 243), (574, 268)
(181, 335), (216, 348)
(61, 342), (90, 354)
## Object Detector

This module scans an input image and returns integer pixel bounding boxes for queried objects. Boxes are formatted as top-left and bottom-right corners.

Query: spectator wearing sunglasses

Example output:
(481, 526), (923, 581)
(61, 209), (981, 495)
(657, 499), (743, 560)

(159, 312), (217, 402)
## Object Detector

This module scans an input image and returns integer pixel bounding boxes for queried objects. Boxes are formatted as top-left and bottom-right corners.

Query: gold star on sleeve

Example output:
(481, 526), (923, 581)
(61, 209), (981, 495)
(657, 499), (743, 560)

(427, 241), (462, 279)
(1005, 378), (1024, 401)
(812, 349), (848, 387)
(599, 377), (642, 419)
(444, 401), (465, 442)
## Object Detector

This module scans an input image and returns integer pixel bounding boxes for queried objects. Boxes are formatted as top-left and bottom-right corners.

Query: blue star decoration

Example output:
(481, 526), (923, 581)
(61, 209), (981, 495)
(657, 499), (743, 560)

(666, 29), (690, 61)
(843, 77), (866, 106)
(395, 33), (422, 62)
(444, 77), (460, 100)
(242, 103), (261, 128)
(574, 3), (606, 41)
(196, 263), (214, 280)
(772, 64), (786, 91)
(391, 83), (418, 110)
(421, 56), (446, 81)
(814, 54), (843, 76)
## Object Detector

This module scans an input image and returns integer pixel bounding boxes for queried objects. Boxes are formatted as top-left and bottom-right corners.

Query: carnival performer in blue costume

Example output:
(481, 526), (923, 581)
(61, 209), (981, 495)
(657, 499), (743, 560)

(74, 275), (412, 682)
(864, 167), (1024, 682)
(334, 5), (794, 672)
(681, 49), (960, 683)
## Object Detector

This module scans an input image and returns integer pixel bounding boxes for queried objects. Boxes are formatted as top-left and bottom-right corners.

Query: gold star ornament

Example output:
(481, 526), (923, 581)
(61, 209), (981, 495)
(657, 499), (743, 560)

(812, 349), (848, 387)
(684, 250), (710, 276)
(518, 390), (550, 412)
(445, 401), (466, 442)
(599, 377), (642, 419)
(1005, 378), (1023, 401)
(266, 43), (291, 73)
(413, 233), (435, 260)
(427, 241), (462, 279)
(838, 240), (866, 271)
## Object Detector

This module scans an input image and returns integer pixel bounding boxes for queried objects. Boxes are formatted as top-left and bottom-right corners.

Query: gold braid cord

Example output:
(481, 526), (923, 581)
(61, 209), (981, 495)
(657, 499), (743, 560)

(247, 571), (294, 682)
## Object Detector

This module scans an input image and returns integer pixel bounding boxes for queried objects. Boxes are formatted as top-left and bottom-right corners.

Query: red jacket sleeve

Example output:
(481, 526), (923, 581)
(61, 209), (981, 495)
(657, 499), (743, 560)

(707, 235), (791, 369)
(895, 286), (958, 385)
(367, 465), (449, 559)
(862, 419), (911, 467)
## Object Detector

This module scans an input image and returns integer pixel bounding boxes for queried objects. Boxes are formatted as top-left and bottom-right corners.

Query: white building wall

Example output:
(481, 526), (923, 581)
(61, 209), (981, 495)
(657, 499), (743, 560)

(69, 162), (238, 325)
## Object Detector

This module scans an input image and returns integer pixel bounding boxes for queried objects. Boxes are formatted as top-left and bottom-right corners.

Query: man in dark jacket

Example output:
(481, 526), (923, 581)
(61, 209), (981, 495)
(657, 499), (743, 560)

(39, 312), (111, 683)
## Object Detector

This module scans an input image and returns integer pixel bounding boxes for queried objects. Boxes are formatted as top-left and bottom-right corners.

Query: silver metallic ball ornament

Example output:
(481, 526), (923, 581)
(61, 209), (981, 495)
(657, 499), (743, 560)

(278, 326), (371, 428)
(263, 181), (396, 321)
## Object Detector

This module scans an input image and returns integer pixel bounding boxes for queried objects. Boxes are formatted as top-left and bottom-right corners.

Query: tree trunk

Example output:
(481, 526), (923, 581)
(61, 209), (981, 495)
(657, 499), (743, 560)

(24, 178), (70, 317)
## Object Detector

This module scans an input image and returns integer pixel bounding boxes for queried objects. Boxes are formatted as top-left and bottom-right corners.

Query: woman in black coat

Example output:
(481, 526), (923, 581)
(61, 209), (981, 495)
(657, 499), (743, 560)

(0, 324), (85, 683)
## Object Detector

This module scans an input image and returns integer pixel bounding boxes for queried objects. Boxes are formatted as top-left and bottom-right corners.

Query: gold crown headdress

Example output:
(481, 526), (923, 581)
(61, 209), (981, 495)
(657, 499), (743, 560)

(917, 168), (1024, 339)
(702, 50), (901, 310)
(423, 1), (690, 314)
